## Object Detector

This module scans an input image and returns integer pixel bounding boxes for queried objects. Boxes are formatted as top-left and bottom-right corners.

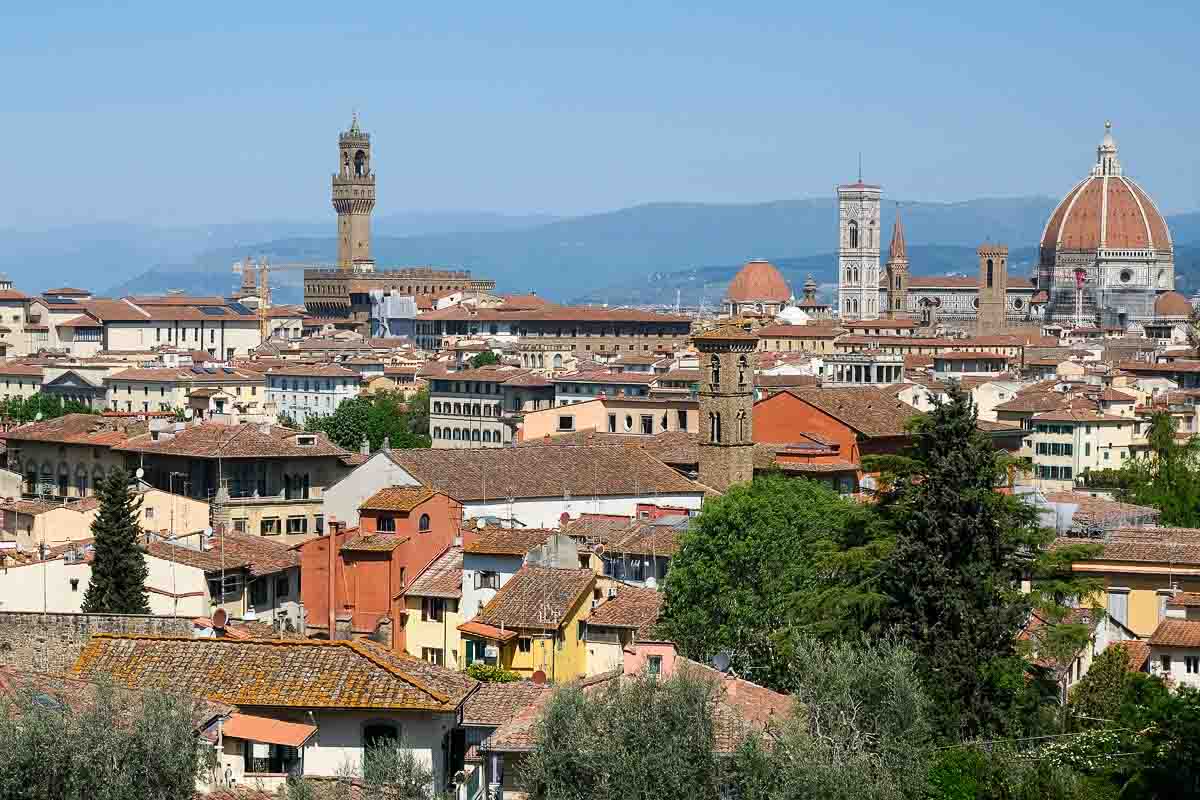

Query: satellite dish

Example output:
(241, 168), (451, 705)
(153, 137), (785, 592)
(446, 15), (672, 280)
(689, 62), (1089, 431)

(711, 651), (732, 673)
(644, 576), (657, 589)
(135, 468), (145, 479)
(475, 518), (486, 530)
(34, 412), (43, 422)
(531, 669), (547, 686)
(184, 408), (194, 419)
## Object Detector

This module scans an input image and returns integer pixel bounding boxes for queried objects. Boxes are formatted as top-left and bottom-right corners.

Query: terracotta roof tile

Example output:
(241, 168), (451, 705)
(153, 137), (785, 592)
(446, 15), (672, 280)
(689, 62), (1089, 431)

(1148, 619), (1200, 648)
(72, 635), (475, 710)
(461, 680), (551, 727)
(406, 546), (463, 598)
(1167, 592), (1200, 608)
(3, 413), (147, 446)
(341, 533), (408, 552)
(784, 387), (920, 437)
(359, 486), (435, 512)
(473, 565), (594, 630)
(146, 532), (299, 577)
(587, 586), (662, 639)
(385, 446), (703, 502)
(115, 423), (349, 459)
(463, 528), (553, 556)
(1112, 639), (1150, 671)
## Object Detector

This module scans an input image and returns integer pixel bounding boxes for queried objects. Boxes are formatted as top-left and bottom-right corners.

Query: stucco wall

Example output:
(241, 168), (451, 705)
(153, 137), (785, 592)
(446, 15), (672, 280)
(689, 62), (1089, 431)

(464, 495), (702, 531)
(322, 453), (421, 530)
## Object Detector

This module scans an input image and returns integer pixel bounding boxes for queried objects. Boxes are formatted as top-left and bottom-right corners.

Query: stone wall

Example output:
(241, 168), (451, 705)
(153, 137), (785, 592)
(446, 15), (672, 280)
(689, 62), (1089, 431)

(0, 611), (193, 675)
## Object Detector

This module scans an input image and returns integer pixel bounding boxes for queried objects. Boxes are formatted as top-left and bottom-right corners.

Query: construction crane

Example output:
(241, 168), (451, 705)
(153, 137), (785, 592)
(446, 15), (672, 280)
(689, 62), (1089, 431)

(231, 259), (335, 339)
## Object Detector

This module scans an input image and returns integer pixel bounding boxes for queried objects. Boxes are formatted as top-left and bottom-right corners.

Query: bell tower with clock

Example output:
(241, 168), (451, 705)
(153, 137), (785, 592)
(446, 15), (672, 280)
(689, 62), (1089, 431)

(837, 177), (882, 320)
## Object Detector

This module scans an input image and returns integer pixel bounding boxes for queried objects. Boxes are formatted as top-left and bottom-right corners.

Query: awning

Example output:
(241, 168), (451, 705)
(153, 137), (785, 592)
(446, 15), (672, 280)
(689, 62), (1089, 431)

(221, 712), (317, 748)
(457, 621), (519, 642)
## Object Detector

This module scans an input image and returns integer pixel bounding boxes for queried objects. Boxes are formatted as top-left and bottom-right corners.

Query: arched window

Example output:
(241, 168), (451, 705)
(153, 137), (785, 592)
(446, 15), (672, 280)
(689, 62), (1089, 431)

(553, 354), (563, 369)
(848, 220), (859, 249)
(452, 429), (460, 440)
(354, 150), (367, 177)
(418, 514), (430, 532)
(986, 259), (994, 289)
(482, 430), (492, 443)
(453, 403), (461, 415)
(736, 409), (747, 442)
(853, 267), (859, 283)
(432, 427), (441, 439)
(472, 429), (481, 441)
(709, 354), (721, 388)
(710, 412), (722, 443)
(737, 355), (748, 386)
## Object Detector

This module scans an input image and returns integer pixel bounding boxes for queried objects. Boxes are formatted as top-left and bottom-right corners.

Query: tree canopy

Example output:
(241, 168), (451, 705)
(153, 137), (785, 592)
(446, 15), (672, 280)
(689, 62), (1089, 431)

(1112, 411), (1200, 528)
(0, 393), (96, 424)
(303, 388), (430, 450)
(660, 473), (887, 691)
(468, 350), (501, 368)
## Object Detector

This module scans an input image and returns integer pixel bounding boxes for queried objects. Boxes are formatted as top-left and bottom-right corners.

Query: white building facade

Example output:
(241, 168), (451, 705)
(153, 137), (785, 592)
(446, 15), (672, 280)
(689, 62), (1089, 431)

(266, 365), (360, 426)
(838, 181), (882, 320)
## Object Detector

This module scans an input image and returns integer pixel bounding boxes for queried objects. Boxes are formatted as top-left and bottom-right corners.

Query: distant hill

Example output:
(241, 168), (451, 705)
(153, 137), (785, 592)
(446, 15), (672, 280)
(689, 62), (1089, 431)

(61, 200), (1200, 301)
(177, 197), (1066, 300)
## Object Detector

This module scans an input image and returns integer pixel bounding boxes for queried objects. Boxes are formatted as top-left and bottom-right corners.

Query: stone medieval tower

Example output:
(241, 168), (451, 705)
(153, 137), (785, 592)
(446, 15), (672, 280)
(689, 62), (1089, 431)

(332, 113), (376, 269)
(695, 325), (758, 492)
(837, 179), (882, 320)
(977, 244), (1009, 333)
(885, 210), (909, 319)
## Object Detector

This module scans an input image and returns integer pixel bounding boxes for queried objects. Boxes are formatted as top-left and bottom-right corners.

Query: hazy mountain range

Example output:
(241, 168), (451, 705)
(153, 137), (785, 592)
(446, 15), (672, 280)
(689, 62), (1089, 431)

(3, 200), (1198, 306)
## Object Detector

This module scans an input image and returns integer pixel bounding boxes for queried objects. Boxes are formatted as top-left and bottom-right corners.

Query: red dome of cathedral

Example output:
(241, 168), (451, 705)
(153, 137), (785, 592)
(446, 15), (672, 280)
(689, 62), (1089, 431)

(1154, 291), (1192, 317)
(1040, 123), (1172, 257)
(726, 260), (791, 303)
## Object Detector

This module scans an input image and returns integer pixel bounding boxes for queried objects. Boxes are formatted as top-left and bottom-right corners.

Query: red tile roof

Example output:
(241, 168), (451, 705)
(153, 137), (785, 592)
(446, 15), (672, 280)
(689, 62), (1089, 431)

(3, 413), (147, 446)
(587, 586), (662, 639)
(359, 486), (436, 512)
(146, 532), (299, 577)
(725, 260), (790, 303)
(72, 636), (476, 710)
(473, 565), (594, 631)
(463, 528), (553, 556)
(115, 423), (349, 459)
(1148, 618), (1200, 648)
(406, 546), (463, 599)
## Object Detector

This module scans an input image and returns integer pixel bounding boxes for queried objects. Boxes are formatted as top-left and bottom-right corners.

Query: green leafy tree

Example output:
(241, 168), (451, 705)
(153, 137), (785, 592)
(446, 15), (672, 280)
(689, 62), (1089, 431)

(870, 384), (1096, 741)
(735, 637), (933, 800)
(466, 663), (521, 683)
(468, 350), (501, 368)
(660, 474), (888, 691)
(0, 678), (210, 800)
(1114, 411), (1200, 527)
(0, 393), (97, 424)
(1067, 645), (1132, 727)
(305, 390), (430, 451)
(81, 469), (150, 614)
(521, 669), (724, 800)
(1114, 681), (1200, 798)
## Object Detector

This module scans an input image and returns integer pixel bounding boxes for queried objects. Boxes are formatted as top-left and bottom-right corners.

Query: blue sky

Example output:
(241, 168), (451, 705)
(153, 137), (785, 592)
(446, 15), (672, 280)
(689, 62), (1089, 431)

(2, 0), (1197, 227)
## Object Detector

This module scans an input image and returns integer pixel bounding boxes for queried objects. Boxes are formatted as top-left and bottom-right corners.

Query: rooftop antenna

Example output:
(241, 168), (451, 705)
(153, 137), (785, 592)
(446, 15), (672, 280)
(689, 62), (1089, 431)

(857, 151), (863, 183)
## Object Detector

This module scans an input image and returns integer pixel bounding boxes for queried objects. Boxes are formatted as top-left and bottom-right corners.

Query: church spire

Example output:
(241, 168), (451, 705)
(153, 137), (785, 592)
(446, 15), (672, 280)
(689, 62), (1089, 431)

(888, 208), (907, 262)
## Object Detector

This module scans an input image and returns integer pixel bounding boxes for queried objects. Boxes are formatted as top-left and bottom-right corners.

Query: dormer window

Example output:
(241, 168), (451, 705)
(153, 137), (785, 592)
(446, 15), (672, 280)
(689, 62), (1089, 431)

(296, 435), (316, 447)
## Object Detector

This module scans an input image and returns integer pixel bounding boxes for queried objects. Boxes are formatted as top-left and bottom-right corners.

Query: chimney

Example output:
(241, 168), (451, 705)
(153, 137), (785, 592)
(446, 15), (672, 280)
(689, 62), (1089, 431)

(360, 435), (370, 456)
(327, 519), (340, 641)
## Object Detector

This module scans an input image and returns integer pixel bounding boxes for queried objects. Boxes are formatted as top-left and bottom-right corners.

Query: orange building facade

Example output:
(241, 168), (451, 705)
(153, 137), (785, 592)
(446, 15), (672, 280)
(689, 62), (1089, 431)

(299, 487), (464, 652)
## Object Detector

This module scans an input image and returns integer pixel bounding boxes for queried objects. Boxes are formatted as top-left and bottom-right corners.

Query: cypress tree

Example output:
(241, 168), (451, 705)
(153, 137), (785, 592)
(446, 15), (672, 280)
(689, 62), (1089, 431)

(81, 469), (150, 614)
(872, 385), (1050, 740)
